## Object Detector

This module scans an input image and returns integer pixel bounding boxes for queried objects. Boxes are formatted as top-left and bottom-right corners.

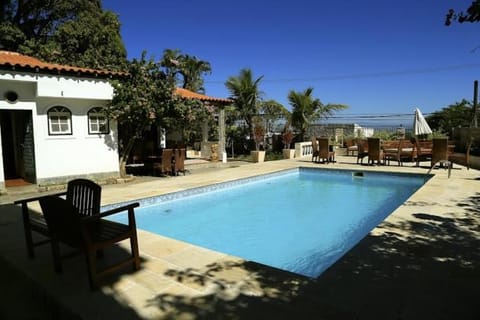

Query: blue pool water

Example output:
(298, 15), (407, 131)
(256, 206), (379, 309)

(109, 168), (428, 278)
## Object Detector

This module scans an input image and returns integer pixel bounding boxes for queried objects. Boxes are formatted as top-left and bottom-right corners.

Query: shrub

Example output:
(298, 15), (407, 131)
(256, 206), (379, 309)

(252, 116), (265, 151)
(282, 129), (294, 149)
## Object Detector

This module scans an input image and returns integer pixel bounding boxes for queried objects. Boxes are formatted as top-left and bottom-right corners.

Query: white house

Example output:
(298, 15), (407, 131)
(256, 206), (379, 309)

(0, 51), (124, 191)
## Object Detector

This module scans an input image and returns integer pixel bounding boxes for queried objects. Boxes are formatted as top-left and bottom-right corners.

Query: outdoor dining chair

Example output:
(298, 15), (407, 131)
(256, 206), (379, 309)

(448, 136), (473, 170)
(382, 140), (402, 166)
(356, 139), (368, 164)
(412, 139), (433, 167)
(383, 139), (415, 166)
(174, 148), (186, 175)
(317, 138), (335, 163)
(345, 138), (358, 156)
(161, 148), (173, 175)
(14, 179), (101, 259)
(311, 137), (319, 163)
(367, 138), (384, 165)
(428, 138), (452, 177)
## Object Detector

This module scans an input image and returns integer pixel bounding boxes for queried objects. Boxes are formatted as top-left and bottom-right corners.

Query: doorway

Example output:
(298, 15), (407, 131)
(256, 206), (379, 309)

(0, 110), (36, 186)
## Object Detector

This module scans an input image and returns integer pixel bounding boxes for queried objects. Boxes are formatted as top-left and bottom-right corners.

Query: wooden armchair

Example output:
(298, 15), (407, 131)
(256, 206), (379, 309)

(38, 196), (140, 290)
(14, 179), (101, 259)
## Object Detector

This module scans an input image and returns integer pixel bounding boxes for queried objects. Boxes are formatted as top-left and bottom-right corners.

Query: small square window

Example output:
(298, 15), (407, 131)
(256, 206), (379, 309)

(48, 107), (72, 135)
(88, 107), (109, 134)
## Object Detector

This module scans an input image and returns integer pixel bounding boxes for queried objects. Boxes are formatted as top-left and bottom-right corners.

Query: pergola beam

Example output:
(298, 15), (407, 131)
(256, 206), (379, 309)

(174, 88), (232, 163)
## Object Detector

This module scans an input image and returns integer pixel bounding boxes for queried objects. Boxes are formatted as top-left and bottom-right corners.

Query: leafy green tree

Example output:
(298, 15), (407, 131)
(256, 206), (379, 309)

(42, 10), (126, 70)
(106, 52), (176, 176)
(159, 49), (211, 92)
(289, 87), (347, 141)
(446, 1), (480, 25)
(0, 0), (126, 71)
(225, 68), (264, 142)
(165, 96), (217, 146)
(426, 99), (473, 133)
(259, 99), (290, 134)
(1, 0), (95, 49)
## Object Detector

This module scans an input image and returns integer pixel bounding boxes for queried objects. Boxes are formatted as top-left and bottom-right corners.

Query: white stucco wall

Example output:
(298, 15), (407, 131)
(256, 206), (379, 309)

(37, 75), (114, 100)
(33, 98), (119, 181)
(0, 71), (120, 186)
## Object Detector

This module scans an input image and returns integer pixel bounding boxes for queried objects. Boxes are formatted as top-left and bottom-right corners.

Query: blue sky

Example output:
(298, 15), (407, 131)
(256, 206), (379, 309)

(103, 0), (479, 125)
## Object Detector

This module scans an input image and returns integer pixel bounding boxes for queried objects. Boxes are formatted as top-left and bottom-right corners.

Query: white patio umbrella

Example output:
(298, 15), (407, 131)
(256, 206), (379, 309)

(413, 108), (432, 136)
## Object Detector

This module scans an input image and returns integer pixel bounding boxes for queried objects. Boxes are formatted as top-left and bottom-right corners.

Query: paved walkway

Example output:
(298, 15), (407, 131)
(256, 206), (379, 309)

(1, 156), (479, 319)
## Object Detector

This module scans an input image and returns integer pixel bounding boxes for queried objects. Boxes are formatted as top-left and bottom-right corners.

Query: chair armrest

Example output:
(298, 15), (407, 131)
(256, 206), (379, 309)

(13, 191), (67, 205)
(81, 202), (140, 223)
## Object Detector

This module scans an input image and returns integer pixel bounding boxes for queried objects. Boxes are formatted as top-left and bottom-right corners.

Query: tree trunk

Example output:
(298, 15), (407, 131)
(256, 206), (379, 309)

(119, 159), (127, 178)
(118, 138), (137, 178)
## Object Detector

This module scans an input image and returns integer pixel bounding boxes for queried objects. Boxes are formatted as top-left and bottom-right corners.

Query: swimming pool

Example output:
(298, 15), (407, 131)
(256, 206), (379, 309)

(109, 168), (429, 278)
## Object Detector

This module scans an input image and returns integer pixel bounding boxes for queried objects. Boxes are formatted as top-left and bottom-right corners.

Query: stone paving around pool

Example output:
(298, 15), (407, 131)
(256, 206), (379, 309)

(0, 155), (479, 319)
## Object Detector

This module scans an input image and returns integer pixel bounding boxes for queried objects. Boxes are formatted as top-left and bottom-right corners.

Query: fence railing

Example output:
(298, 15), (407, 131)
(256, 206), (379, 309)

(295, 141), (314, 158)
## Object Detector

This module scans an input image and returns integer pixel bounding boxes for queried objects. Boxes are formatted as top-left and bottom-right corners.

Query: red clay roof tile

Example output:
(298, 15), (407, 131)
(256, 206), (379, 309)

(1, 51), (232, 103)
(0, 50), (126, 77)
(174, 87), (232, 104)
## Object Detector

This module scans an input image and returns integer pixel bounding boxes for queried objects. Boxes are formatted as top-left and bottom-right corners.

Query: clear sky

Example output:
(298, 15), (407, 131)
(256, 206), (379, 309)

(102, 0), (479, 125)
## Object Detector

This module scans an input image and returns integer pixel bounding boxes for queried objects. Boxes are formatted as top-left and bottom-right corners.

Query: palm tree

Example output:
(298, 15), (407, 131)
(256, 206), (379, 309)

(289, 87), (347, 141)
(159, 49), (211, 93)
(159, 48), (182, 85)
(178, 54), (211, 93)
(260, 99), (290, 134)
(225, 68), (264, 141)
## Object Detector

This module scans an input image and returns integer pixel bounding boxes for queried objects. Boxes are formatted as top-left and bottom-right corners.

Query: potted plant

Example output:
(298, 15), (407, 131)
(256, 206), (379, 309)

(282, 126), (295, 159)
(251, 117), (266, 163)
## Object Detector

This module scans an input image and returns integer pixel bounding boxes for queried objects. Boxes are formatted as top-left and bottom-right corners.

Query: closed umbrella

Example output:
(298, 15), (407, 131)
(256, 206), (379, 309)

(413, 108), (432, 137)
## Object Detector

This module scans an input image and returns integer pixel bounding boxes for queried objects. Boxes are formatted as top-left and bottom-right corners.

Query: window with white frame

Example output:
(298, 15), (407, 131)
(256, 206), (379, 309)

(88, 107), (109, 134)
(47, 106), (72, 135)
